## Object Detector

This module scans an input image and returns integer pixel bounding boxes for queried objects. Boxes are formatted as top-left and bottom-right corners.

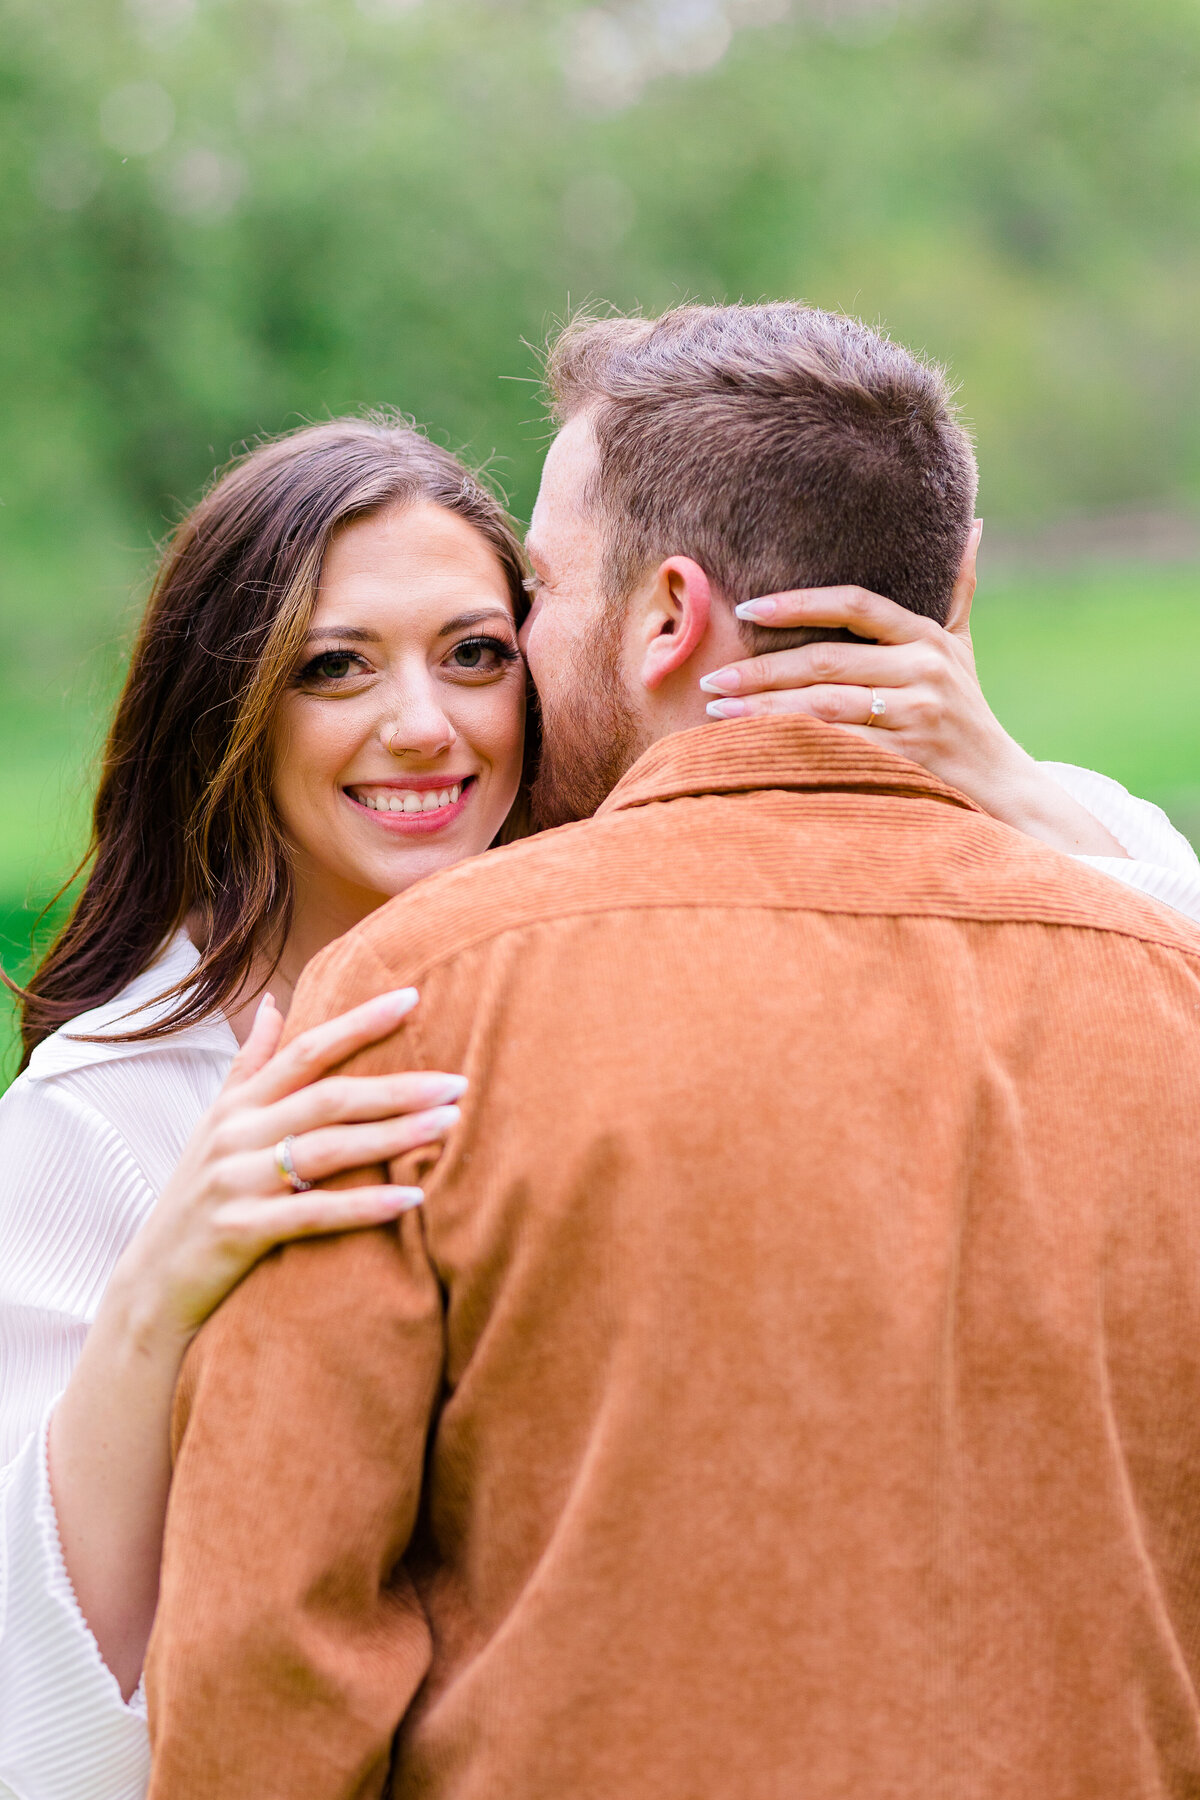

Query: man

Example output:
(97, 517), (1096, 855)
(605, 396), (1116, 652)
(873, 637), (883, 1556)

(147, 305), (1200, 1798)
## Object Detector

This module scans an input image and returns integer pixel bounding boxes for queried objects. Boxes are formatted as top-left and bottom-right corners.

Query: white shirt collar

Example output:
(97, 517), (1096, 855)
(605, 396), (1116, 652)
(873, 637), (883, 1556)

(26, 930), (238, 1079)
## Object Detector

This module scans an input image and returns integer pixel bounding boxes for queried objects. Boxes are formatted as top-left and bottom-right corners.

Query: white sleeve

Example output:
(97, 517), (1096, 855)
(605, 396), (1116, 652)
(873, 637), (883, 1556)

(0, 1078), (154, 1800)
(0, 1421), (149, 1800)
(1040, 760), (1200, 925)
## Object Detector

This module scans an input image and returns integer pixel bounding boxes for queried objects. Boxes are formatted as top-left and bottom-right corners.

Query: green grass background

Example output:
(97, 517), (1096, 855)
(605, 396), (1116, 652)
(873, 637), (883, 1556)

(2, 558), (1198, 1088)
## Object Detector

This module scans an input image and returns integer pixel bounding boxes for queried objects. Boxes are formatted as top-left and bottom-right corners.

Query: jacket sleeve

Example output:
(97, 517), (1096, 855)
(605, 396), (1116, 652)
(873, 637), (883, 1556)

(144, 1167), (446, 1798)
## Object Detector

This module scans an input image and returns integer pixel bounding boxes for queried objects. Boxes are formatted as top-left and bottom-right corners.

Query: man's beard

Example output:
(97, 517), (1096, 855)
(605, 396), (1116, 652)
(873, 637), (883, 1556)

(530, 606), (646, 830)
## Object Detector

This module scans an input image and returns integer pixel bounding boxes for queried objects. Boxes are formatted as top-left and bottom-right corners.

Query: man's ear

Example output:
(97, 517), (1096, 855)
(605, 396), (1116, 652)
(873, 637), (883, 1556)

(636, 557), (714, 692)
(945, 519), (983, 637)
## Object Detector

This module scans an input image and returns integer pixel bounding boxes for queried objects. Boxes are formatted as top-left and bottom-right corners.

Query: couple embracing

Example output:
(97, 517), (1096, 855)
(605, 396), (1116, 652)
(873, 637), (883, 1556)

(4, 303), (1200, 1800)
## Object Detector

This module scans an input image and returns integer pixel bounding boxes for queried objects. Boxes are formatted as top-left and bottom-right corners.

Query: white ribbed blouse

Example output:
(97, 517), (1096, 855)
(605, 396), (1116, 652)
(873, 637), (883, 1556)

(1, 763), (1199, 1800)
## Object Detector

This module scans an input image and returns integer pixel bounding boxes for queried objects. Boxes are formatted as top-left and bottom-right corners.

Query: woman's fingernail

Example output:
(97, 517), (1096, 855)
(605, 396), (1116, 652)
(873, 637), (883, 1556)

(384, 987), (419, 1014)
(699, 668), (740, 695)
(420, 1105), (462, 1135)
(706, 698), (748, 719)
(257, 992), (277, 1016)
(735, 597), (776, 621)
(426, 1074), (469, 1103)
(386, 1188), (425, 1211)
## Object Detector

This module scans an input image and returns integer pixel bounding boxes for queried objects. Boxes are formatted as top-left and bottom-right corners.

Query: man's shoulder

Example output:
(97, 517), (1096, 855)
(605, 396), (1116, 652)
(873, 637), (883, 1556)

(368, 816), (614, 971)
(295, 785), (1200, 1022)
(920, 806), (1200, 961)
(294, 813), (628, 1014)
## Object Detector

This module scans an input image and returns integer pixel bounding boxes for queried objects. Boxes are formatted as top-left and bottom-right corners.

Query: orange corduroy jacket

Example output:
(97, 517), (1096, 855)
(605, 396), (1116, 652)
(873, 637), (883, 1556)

(147, 716), (1200, 1799)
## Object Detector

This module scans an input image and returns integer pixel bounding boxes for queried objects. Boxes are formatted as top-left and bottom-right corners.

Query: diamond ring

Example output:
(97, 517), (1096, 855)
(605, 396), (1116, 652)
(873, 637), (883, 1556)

(274, 1135), (313, 1193)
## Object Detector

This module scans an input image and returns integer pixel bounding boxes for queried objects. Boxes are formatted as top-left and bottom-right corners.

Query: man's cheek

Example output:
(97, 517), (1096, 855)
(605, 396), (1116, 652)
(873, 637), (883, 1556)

(517, 597), (538, 657)
(522, 610), (552, 691)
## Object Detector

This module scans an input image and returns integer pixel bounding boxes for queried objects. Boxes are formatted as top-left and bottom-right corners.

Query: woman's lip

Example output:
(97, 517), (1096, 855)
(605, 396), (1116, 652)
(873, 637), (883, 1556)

(342, 777), (474, 835)
(349, 773), (475, 792)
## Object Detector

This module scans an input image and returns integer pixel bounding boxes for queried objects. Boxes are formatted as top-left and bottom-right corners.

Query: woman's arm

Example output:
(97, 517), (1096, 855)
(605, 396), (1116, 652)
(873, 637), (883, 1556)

(48, 986), (465, 1701)
(1, 1080), (158, 1800)
(690, 477), (1187, 885)
(0, 986), (465, 1800)
(700, 579), (1200, 922)
(1031, 760), (1200, 923)
(699, 579), (1130, 856)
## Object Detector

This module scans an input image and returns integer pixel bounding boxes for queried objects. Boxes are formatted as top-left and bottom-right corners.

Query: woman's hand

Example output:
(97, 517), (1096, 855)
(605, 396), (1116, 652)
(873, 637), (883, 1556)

(112, 985), (463, 1346)
(700, 571), (1027, 802)
(51, 984), (463, 1698)
(699, 530), (1128, 858)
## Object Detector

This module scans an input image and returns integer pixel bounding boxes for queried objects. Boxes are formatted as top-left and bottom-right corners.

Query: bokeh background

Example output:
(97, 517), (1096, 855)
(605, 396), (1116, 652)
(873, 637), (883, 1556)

(3, 0), (1200, 1075)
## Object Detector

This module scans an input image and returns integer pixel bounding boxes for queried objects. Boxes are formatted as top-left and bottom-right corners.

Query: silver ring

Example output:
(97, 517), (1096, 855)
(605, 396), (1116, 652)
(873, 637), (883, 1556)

(274, 1135), (312, 1194)
(865, 688), (887, 726)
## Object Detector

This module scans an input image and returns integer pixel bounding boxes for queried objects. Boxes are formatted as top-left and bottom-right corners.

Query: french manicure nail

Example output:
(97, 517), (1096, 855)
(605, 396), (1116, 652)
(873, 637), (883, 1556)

(735, 597), (776, 621)
(706, 698), (748, 719)
(388, 1188), (425, 1211)
(384, 987), (419, 1013)
(424, 1105), (461, 1132)
(427, 1075), (469, 1102)
(699, 668), (740, 695)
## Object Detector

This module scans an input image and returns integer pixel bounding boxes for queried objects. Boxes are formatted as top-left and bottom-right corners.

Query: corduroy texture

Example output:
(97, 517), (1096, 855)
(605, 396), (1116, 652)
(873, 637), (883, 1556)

(148, 716), (1200, 1800)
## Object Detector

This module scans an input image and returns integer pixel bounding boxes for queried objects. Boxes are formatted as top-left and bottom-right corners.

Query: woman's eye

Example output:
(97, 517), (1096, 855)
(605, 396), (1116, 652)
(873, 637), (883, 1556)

(297, 650), (365, 685)
(446, 635), (518, 675)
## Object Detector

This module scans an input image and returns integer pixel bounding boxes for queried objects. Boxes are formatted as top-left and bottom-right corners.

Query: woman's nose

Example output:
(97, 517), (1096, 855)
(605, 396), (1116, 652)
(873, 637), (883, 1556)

(378, 678), (457, 761)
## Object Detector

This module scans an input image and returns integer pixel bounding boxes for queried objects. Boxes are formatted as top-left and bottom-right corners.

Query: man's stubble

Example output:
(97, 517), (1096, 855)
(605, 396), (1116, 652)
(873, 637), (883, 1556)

(529, 601), (647, 831)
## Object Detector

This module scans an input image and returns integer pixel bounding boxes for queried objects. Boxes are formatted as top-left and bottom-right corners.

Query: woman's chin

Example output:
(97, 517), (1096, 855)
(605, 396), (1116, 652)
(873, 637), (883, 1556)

(295, 786), (517, 915)
(356, 829), (496, 900)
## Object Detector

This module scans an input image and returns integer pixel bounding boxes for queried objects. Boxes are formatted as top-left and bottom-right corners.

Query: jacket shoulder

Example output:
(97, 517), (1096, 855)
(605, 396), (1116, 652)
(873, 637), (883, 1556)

(289, 818), (614, 1018)
(291, 791), (1200, 1025)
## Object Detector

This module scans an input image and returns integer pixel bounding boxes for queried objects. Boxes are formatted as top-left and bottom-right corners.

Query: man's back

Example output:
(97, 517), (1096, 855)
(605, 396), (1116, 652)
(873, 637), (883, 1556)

(148, 719), (1200, 1800)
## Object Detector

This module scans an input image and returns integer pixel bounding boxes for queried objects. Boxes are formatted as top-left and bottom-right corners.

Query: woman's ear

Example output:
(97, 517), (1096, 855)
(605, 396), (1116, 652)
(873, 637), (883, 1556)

(945, 519), (983, 637)
(638, 558), (714, 692)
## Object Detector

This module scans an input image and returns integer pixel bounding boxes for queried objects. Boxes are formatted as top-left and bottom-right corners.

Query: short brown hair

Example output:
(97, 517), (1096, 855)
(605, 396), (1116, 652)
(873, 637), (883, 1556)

(545, 303), (977, 651)
(15, 413), (529, 1065)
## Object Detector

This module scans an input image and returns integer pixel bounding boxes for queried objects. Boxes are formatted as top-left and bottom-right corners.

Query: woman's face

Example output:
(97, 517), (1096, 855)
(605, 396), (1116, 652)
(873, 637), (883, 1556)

(272, 500), (526, 937)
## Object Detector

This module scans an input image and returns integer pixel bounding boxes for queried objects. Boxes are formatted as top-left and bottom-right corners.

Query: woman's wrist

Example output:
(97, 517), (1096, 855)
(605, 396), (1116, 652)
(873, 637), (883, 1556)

(98, 1252), (197, 1367)
(49, 1259), (187, 1701)
(975, 743), (1129, 858)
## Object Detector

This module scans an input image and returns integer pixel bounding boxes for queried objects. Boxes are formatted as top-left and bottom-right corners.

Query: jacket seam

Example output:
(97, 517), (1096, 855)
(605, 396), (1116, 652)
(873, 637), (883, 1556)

(351, 895), (1200, 995)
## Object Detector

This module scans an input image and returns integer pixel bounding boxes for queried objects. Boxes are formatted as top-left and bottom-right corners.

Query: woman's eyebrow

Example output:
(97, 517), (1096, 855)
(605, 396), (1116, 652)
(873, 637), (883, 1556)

(303, 610), (515, 646)
(304, 626), (383, 644)
(436, 608), (516, 639)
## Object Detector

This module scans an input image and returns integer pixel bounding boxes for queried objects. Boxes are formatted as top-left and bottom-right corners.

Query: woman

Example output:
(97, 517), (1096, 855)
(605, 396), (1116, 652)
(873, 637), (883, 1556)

(0, 415), (1196, 1800)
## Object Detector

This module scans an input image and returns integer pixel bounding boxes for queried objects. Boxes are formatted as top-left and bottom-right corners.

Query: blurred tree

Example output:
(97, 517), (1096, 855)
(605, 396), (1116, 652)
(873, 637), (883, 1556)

(1, 0), (1199, 623)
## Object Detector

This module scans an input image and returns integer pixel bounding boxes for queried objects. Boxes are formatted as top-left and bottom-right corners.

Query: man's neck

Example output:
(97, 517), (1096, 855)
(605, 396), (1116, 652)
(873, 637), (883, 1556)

(636, 639), (746, 745)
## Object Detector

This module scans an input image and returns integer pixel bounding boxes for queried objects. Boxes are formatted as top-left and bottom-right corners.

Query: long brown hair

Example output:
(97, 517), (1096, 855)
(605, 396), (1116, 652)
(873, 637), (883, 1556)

(15, 414), (530, 1068)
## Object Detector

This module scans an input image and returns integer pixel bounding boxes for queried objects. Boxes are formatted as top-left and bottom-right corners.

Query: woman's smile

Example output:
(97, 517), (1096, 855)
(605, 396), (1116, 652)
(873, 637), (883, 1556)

(343, 773), (476, 832)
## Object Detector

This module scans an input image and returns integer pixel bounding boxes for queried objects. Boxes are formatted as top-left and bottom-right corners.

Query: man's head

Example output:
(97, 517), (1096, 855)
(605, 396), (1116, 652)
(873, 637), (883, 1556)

(523, 301), (979, 828)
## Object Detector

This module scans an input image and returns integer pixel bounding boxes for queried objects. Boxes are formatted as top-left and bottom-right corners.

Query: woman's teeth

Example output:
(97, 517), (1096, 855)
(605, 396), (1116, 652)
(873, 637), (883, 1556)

(355, 784), (462, 814)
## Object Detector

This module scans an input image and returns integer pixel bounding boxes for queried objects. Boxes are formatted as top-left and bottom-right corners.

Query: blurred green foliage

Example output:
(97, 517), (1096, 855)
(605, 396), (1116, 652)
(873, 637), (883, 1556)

(5, 0), (1200, 555)
(1, 0), (1199, 1080)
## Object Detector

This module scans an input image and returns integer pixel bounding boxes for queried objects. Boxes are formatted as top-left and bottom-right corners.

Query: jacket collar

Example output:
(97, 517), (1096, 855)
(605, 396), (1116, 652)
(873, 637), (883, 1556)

(597, 716), (983, 818)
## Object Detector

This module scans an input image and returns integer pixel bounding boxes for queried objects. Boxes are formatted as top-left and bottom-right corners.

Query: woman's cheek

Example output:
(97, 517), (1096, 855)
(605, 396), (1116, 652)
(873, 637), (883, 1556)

(479, 679), (527, 792)
(275, 697), (360, 835)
